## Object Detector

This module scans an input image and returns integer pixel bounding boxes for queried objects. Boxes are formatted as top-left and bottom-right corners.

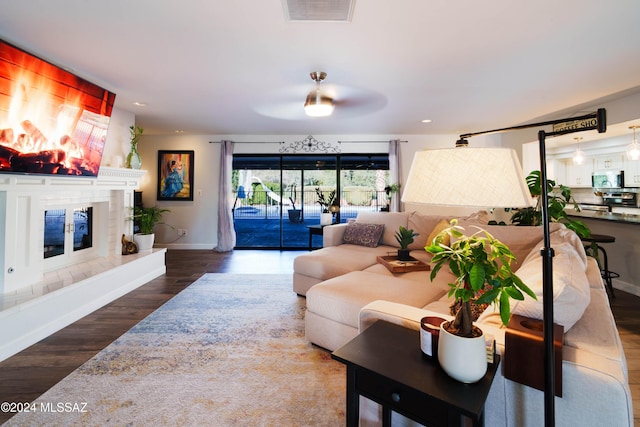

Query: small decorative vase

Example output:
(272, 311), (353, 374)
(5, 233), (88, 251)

(126, 145), (142, 169)
(437, 321), (487, 383)
(320, 212), (333, 225)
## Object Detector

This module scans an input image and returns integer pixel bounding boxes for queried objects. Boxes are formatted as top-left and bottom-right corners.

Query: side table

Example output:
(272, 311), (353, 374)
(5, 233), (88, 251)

(332, 320), (500, 427)
(307, 224), (328, 250)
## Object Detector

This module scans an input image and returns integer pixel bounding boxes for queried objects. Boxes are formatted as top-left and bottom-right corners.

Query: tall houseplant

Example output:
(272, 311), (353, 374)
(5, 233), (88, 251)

(425, 219), (536, 382)
(510, 170), (590, 238)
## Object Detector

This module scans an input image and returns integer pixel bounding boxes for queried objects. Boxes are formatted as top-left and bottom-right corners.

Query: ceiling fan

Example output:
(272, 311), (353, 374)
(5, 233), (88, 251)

(304, 72), (334, 117)
(251, 71), (387, 121)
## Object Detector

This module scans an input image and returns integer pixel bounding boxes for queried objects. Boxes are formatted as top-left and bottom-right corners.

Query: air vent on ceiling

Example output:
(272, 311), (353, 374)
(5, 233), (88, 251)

(282, 0), (356, 22)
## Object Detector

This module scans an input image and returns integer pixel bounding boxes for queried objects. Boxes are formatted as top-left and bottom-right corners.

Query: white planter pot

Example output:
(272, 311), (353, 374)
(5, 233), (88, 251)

(437, 322), (487, 383)
(133, 233), (155, 251)
(320, 212), (333, 225)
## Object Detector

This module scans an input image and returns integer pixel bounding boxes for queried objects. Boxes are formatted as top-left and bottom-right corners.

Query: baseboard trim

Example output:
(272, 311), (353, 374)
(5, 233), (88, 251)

(613, 278), (640, 297)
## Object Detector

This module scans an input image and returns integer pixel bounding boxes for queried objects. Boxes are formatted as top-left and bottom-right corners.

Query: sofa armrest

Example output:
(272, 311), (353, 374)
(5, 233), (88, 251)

(323, 223), (348, 247)
(359, 300), (453, 333)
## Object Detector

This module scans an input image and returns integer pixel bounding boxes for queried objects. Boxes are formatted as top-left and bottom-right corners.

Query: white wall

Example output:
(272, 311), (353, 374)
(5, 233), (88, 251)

(135, 133), (507, 249)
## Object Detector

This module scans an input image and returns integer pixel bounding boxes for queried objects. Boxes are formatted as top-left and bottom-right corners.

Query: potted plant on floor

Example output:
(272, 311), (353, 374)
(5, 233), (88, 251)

(131, 205), (170, 250)
(425, 219), (536, 383)
(395, 226), (419, 261)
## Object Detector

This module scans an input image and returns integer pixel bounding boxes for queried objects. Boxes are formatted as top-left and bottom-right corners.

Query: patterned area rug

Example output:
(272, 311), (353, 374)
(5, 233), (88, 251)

(5, 274), (345, 426)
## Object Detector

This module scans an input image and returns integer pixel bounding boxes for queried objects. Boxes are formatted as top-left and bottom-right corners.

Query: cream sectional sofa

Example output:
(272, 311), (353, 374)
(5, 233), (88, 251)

(293, 210), (633, 427)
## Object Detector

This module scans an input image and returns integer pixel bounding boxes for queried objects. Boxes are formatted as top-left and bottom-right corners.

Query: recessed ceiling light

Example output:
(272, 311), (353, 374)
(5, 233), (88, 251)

(421, 119), (432, 123)
(174, 130), (185, 134)
(132, 101), (147, 107)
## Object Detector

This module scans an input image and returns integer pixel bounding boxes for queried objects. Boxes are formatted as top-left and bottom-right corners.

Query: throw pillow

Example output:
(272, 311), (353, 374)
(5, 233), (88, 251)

(511, 241), (591, 331)
(342, 223), (384, 248)
(426, 219), (451, 247)
(356, 211), (409, 247)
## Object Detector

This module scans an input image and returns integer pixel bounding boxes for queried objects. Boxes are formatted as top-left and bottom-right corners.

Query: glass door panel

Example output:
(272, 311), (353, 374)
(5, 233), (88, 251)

(233, 156), (282, 248)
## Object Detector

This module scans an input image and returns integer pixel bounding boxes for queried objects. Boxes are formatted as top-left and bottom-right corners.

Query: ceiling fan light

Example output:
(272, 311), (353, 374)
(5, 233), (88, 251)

(304, 90), (334, 117)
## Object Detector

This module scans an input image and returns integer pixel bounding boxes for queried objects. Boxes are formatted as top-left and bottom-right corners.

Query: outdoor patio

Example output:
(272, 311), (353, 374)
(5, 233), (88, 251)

(233, 205), (381, 249)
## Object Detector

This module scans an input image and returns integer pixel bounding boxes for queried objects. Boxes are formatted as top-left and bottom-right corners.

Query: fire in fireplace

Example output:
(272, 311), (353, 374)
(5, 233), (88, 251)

(0, 39), (116, 177)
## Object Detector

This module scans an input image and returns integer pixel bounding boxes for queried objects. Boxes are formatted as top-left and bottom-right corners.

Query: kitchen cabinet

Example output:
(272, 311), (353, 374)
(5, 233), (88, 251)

(624, 159), (640, 187)
(594, 155), (624, 171)
(565, 160), (592, 187)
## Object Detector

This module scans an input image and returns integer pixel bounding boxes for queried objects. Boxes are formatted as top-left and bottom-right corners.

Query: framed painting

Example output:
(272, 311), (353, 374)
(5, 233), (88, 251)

(157, 150), (194, 201)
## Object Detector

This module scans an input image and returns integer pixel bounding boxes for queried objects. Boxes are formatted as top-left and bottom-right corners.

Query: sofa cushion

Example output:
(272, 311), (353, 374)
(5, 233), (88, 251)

(293, 244), (394, 282)
(511, 241), (591, 331)
(356, 211), (409, 247)
(342, 222), (384, 247)
(306, 270), (447, 328)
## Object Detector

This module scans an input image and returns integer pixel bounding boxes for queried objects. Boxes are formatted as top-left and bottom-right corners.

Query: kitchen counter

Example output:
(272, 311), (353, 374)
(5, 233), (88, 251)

(566, 208), (640, 225)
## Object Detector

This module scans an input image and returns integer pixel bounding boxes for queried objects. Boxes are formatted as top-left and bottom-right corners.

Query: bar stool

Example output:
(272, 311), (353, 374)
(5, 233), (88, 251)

(581, 234), (619, 298)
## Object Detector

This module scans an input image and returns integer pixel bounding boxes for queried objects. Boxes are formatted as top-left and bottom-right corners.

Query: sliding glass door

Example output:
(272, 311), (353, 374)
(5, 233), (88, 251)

(232, 154), (389, 250)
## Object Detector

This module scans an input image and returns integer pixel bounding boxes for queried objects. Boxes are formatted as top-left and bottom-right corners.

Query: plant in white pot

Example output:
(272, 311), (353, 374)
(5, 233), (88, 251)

(315, 187), (336, 225)
(395, 226), (419, 261)
(425, 219), (536, 383)
(131, 205), (170, 250)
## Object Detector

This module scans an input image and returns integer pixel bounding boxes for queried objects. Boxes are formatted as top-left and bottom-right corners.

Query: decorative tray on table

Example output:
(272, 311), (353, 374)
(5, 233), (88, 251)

(377, 255), (430, 273)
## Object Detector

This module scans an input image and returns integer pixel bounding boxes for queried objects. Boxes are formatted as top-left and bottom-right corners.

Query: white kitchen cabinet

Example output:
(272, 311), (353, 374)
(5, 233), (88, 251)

(565, 160), (593, 187)
(594, 155), (624, 171)
(624, 158), (640, 187)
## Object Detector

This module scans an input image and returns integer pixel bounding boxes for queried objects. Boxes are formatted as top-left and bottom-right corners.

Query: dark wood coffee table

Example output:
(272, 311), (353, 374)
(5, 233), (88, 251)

(332, 320), (500, 427)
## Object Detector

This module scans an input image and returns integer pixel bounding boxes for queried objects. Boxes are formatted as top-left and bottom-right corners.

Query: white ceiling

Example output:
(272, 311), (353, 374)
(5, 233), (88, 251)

(1, 0), (640, 139)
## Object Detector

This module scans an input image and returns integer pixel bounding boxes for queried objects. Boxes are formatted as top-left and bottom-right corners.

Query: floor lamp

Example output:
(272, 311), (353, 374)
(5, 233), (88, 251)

(402, 108), (606, 427)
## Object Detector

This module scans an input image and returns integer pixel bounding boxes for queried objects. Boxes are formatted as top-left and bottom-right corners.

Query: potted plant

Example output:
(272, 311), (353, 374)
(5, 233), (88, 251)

(381, 183), (401, 212)
(510, 170), (590, 238)
(287, 183), (302, 223)
(315, 187), (336, 225)
(395, 226), (419, 261)
(125, 125), (144, 169)
(425, 219), (536, 383)
(131, 205), (170, 250)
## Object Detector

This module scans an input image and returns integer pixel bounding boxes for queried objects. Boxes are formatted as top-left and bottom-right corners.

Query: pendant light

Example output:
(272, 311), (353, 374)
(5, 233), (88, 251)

(572, 137), (585, 165)
(627, 125), (640, 161)
(304, 72), (334, 117)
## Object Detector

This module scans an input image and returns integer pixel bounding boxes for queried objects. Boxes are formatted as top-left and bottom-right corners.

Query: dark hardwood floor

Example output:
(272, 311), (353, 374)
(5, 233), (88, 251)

(0, 249), (637, 425)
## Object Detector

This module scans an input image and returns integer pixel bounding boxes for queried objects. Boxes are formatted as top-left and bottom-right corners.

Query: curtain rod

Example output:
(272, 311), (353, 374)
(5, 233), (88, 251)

(337, 140), (408, 143)
(210, 140), (408, 144)
(209, 141), (285, 144)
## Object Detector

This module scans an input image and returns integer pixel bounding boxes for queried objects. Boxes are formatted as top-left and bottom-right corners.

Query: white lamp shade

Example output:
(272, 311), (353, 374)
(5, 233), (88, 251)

(402, 148), (534, 208)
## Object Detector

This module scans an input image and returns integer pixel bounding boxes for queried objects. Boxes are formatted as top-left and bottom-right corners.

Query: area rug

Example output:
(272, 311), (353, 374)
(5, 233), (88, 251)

(5, 274), (345, 426)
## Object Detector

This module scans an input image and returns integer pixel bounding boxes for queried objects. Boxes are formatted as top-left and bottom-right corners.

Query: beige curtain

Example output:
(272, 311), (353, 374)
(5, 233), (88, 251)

(389, 139), (401, 212)
(214, 140), (236, 252)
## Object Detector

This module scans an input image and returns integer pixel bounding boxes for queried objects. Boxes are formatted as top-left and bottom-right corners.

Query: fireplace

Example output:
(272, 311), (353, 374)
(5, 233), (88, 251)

(0, 166), (170, 362)
(0, 167), (146, 295)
